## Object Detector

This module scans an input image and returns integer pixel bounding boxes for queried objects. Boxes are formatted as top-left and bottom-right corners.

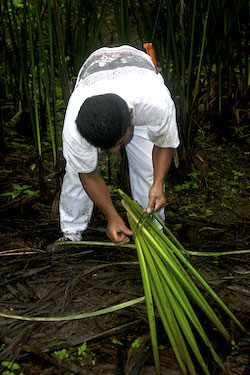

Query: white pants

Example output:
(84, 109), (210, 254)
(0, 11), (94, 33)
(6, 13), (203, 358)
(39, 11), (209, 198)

(59, 126), (165, 240)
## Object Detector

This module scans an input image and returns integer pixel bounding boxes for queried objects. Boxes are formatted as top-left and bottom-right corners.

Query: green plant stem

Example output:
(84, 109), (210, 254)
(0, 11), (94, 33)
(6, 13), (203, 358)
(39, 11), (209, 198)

(193, 0), (211, 100)
(128, 215), (160, 375)
(52, 0), (70, 101)
(125, 198), (224, 373)
(120, 190), (245, 333)
(142, 237), (195, 375)
(149, 212), (245, 332)
(183, 249), (250, 256)
(55, 240), (136, 249)
(27, 0), (41, 158)
(146, 240), (225, 371)
(150, 0), (163, 43)
(0, 296), (145, 322)
(186, 0), (197, 114)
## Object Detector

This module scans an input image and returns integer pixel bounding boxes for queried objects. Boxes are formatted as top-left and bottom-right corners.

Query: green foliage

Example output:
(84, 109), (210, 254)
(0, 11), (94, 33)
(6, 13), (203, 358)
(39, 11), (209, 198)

(9, 139), (33, 150)
(1, 361), (21, 375)
(175, 171), (201, 192)
(1, 0), (248, 167)
(12, 0), (24, 8)
(53, 348), (69, 360)
(131, 336), (142, 348)
(231, 340), (239, 351)
(111, 338), (123, 346)
(108, 185), (119, 197)
(77, 342), (88, 357)
(220, 202), (232, 210)
(0, 184), (38, 199)
(232, 170), (245, 180)
(77, 342), (96, 363)
(178, 200), (214, 219)
(179, 200), (198, 218)
(201, 206), (214, 217)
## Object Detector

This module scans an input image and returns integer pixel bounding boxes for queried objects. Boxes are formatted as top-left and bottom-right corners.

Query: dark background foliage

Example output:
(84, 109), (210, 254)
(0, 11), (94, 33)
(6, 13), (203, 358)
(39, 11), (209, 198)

(1, 0), (249, 166)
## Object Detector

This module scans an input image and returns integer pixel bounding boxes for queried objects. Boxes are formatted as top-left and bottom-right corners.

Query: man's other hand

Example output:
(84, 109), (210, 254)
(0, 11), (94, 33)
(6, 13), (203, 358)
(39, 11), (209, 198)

(145, 183), (166, 213)
(106, 214), (133, 245)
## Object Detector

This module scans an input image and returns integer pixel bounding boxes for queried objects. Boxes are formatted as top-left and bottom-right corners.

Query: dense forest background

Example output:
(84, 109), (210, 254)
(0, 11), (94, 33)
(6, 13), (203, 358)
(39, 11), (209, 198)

(1, 0), (249, 166)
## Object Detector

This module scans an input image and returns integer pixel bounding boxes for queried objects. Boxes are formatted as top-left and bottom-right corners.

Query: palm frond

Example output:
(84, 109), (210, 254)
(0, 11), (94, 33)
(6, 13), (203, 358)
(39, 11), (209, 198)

(119, 189), (245, 375)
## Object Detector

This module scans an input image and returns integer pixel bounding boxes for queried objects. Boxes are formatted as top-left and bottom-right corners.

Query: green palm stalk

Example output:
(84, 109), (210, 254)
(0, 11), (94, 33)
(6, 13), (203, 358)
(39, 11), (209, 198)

(134, 234), (161, 375)
(119, 189), (245, 375)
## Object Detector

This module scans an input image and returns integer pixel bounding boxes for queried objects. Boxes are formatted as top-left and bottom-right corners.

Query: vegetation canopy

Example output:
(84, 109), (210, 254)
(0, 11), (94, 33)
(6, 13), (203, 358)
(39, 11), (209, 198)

(0, 0), (249, 167)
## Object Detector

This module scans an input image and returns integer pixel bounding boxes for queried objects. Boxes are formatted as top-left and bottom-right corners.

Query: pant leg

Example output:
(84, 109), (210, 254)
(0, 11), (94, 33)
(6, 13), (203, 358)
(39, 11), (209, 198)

(59, 163), (94, 240)
(125, 126), (165, 223)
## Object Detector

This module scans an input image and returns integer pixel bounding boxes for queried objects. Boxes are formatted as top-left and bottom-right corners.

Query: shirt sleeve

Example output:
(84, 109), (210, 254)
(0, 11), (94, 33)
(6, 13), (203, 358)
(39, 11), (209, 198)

(146, 96), (180, 148)
(62, 85), (99, 174)
(63, 135), (98, 173)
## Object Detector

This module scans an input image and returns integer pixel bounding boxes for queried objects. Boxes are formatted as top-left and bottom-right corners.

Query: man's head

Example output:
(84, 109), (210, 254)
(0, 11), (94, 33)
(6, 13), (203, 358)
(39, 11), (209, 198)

(76, 94), (132, 150)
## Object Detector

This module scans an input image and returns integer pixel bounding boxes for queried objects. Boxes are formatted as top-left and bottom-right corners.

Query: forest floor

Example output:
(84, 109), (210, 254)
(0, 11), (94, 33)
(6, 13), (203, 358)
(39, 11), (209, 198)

(0, 126), (250, 375)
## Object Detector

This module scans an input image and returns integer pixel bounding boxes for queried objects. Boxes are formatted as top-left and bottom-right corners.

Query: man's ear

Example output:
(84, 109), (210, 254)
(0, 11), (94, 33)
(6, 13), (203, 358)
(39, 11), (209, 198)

(129, 108), (133, 119)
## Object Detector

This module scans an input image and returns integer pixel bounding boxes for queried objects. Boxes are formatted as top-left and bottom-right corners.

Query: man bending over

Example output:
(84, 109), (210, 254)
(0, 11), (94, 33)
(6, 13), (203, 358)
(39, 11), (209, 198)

(59, 45), (180, 245)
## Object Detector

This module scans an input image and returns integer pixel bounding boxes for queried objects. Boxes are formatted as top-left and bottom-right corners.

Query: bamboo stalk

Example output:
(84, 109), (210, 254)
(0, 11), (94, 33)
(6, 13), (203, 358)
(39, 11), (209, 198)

(193, 0), (211, 100)
(52, 0), (70, 101)
(34, 0), (57, 166)
(27, 0), (41, 158)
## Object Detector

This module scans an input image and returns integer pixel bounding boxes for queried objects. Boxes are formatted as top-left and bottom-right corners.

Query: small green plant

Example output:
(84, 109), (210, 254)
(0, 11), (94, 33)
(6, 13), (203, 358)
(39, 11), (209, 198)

(201, 206), (214, 217)
(229, 170), (245, 192)
(232, 170), (245, 180)
(77, 342), (96, 365)
(13, 0), (24, 8)
(1, 361), (20, 375)
(111, 338), (123, 346)
(77, 342), (88, 357)
(179, 200), (198, 217)
(131, 336), (142, 348)
(77, 342), (96, 358)
(108, 185), (119, 197)
(9, 137), (33, 150)
(175, 171), (200, 192)
(231, 339), (239, 351)
(220, 202), (232, 210)
(0, 184), (38, 199)
(53, 348), (69, 360)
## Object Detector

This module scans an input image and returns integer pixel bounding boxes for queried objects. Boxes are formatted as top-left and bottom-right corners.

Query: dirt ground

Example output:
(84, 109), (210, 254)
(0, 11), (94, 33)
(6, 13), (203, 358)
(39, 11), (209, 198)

(0, 130), (250, 375)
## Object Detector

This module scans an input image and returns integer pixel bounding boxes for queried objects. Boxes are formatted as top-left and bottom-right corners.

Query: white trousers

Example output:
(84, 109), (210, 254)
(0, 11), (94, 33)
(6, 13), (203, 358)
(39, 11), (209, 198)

(59, 126), (165, 240)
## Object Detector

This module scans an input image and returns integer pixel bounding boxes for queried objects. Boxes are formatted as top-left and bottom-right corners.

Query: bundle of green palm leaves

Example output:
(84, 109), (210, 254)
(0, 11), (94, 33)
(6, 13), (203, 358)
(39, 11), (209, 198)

(119, 189), (245, 375)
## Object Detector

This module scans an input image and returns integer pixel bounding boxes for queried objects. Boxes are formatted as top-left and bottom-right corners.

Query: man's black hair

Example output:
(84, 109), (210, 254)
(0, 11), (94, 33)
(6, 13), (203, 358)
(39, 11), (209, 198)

(76, 93), (131, 149)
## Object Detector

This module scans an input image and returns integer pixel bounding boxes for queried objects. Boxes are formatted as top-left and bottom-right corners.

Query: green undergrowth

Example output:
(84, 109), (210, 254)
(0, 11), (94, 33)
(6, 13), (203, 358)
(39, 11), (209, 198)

(166, 135), (250, 225)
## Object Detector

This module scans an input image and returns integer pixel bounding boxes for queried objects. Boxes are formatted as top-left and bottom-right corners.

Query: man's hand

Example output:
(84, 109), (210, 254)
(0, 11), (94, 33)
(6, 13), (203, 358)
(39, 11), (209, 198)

(144, 146), (174, 213)
(146, 183), (166, 213)
(106, 213), (133, 245)
(79, 170), (133, 244)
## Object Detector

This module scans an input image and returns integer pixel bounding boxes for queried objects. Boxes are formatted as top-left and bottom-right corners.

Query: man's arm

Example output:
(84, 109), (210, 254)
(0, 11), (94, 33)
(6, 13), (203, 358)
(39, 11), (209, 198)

(79, 170), (133, 244)
(146, 146), (174, 213)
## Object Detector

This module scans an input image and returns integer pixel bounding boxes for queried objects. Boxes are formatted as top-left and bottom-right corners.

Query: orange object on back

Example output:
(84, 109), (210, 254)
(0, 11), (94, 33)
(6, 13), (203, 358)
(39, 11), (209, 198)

(143, 43), (158, 70)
